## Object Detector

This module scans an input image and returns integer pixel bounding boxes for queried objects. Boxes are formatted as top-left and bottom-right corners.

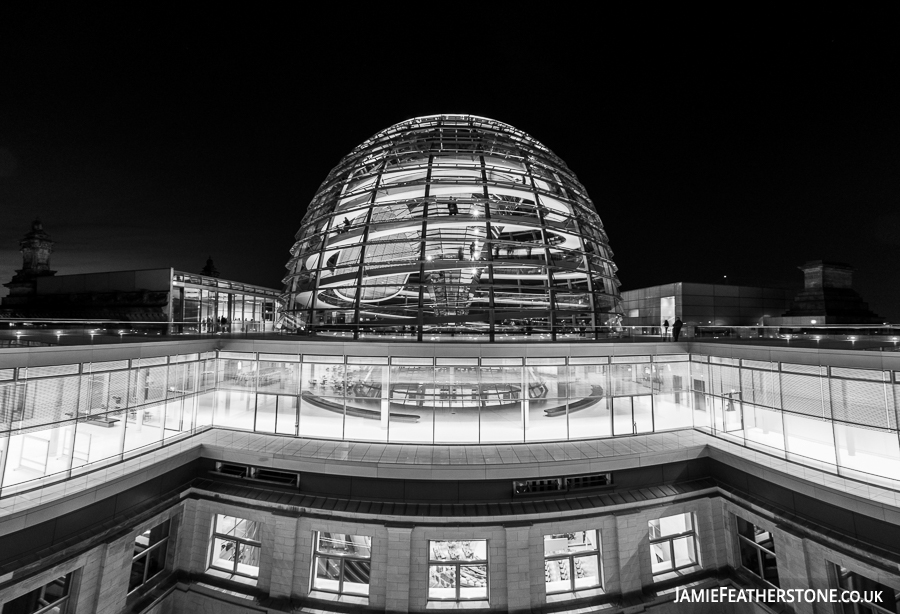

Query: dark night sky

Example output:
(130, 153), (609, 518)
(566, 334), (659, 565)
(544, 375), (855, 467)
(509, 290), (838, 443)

(1, 16), (898, 321)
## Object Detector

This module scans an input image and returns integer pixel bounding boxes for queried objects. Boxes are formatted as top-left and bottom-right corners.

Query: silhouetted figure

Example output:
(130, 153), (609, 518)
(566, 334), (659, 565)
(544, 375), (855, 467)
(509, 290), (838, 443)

(448, 199), (458, 215)
(663, 319), (670, 339)
(672, 318), (683, 342)
(343, 217), (351, 232)
(469, 242), (475, 259)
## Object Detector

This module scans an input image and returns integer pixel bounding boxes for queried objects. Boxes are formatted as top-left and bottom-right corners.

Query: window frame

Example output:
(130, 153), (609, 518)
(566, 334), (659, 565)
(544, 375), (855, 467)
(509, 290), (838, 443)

(208, 514), (262, 579)
(543, 530), (603, 595)
(127, 519), (171, 595)
(311, 531), (373, 597)
(427, 539), (489, 602)
(1, 572), (72, 614)
(735, 516), (779, 588)
(648, 512), (699, 575)
(830, 562), (900, 614)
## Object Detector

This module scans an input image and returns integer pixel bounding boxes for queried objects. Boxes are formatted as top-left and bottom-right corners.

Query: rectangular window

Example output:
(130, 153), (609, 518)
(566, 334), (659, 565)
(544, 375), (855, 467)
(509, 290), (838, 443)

(831, 563), (900, 614)
(648, 513), (698, 575)
(736, 517), (779, 588)
(428, 540), (488, 601)
(543, 530), (602, 594)
(208, 514), (261, 579)
(2, 573), (72, 614)
(128, 519), (171, 594)
(312, 532), (372, 596)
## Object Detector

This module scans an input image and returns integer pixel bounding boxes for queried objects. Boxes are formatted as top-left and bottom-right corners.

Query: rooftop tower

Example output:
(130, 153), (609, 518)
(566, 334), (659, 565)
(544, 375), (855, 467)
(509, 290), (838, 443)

(280, 114), (622, 340)
(1, 218), (56, 307)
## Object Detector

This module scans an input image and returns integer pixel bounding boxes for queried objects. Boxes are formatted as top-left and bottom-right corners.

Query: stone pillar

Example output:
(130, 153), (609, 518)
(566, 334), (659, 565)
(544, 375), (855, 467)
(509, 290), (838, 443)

(268, 514), (298, 599)
(505, 526), (532, 613)
(775, 530), (814, 614)
(385, 526), (412, 613)
(616, 514), (644, 595)
(93, 538), (133, 614)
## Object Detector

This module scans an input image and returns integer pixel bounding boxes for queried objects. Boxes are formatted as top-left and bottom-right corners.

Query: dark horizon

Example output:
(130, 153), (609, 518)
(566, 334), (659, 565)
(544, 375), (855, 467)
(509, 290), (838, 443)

(2, 17), (898, 321)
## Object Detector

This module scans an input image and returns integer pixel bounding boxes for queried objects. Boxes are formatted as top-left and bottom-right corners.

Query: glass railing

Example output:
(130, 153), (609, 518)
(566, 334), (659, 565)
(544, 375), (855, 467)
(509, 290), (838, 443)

(1, 319), (898, 349)
(2, 346), (900, 499)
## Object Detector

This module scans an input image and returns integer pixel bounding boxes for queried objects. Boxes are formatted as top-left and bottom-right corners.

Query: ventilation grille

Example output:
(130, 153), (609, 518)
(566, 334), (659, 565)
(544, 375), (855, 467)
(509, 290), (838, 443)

(213, 462), (300, 488)
(513, 473), (612, 496)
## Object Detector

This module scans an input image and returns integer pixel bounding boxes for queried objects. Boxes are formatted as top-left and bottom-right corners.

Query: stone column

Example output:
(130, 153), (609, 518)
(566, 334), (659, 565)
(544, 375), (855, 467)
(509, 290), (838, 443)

(268, 513), (298, 599)
(385, 526), (412, 613)
(505, 526), (532, 613)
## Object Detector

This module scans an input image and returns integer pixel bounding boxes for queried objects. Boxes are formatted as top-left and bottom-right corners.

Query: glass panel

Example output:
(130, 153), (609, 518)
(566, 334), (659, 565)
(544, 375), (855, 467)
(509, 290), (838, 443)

(834, 422), (900, 480)
(459, 565), (488, 599)
(633, 395), (653, 433)
(545, 558), (571, 593)
(299, 363), (344, 439)
(429, 564), (457, 599)
(743, 404), (786, 453)
(649, 513), (693, 537)
(317, 533), (372, 557)
(343, 560), (371, 595)
(612, 397), (633, 436)
(430, 539), (487, 561)
(653, 362), (692, 430)
(275, 396), (298, 435)
(783, 413), (837, 467)
(236, 544), (260, 577)
(343, 365), (388, 442)
(761, 551), (780, 587)
(216, 515), (259, 541)
(573, 554), (600, 590)
(212, 390), (255, 430)
(129, 555), (147, 592)
(255, 394), (277, 433)
(525, 366), (567, 442)
(543, 530), (598, 555)
(671, 535), (696, 569)
(147, 540), (168, 581)
(314, 556), (341, 592)
(650, 540), (672, 574)
(388, 366), (435, 443)
(211, 536), (237, 571)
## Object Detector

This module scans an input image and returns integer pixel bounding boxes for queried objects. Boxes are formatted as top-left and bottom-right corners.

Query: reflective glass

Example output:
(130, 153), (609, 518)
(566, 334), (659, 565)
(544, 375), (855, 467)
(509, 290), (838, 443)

(279, 115), (624, 339)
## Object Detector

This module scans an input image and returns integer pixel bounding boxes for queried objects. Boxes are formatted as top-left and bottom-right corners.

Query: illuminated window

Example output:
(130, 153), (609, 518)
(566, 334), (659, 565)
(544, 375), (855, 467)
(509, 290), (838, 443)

(208, 514), (261, 579)
(312, 532), (372, 596)
(648, 513), (698, 575)
(128, 519), (171, 594)
(543, 530), (602, 594)
(831, 563), (900, 614)
(735, 517), (779, 587)
(428, 540), (488, 601)
(1, 573), (72, 614)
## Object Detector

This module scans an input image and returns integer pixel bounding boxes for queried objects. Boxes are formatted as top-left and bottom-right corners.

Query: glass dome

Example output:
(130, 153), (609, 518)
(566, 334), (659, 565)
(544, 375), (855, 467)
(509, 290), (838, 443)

(280, 114), (622, 340)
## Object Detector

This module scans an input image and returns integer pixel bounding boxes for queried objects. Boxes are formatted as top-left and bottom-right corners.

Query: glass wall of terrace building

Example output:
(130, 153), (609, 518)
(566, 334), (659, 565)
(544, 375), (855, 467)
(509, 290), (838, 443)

(171, 272), (278, 334)
(280, 115), (624, 342)
(0, 353), (217, 497)
(3, 348), (900, 495)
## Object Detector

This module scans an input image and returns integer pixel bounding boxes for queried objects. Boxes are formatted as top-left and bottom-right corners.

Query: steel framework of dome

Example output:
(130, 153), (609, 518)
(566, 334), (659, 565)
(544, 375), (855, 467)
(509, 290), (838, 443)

(280, 115), (622, 340)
